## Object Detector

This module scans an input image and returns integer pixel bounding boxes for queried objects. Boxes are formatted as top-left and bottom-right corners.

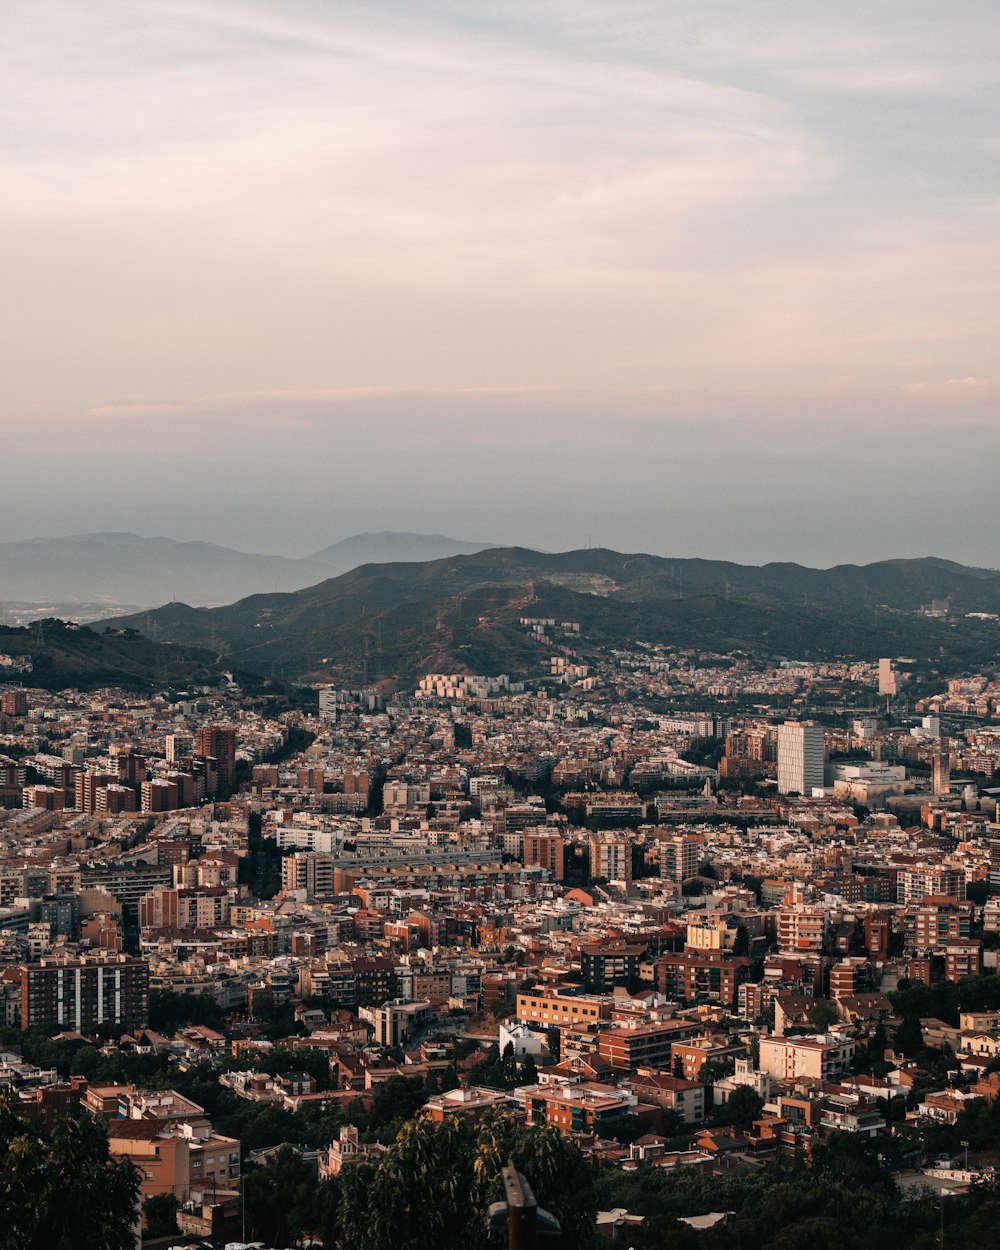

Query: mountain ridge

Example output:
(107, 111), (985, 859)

(0, 530), (496, 608)
(97, 547), (1000, 689)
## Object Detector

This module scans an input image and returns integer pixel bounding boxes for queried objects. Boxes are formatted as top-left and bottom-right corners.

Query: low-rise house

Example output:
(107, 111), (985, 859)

(521, 1081), (636, 1137)
(107, 1118), (240, 1205)
(712, 1058), (771, 1108)
(917, 1090), (978, 1124)
(630, 1071), (705, 1124)
(318, 1125), (386, 1179)
(423, 1085), (520, 1125)
(818, 1093), (886, 1137)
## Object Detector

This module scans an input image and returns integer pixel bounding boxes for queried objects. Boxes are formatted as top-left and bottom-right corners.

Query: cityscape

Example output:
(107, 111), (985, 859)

(3, 596), (1000, 1248)
(3, 3), (999, 1250)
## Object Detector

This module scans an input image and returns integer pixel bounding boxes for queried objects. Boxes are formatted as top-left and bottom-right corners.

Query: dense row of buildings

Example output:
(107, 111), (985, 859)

(1, 642), (999, 1236)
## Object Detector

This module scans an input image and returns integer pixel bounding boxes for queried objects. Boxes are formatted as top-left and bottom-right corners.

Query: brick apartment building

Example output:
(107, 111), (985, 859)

(523, 831), (565, 881)
(196, 725), (237, 794)
(656, 950), (751, 1008)
(20, 952), (149, 1032)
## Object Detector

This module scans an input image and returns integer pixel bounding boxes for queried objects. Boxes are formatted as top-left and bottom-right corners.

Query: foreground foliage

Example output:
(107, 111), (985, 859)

(0, 1100), (139, 1250)
(10, 1062), (1000, 1250)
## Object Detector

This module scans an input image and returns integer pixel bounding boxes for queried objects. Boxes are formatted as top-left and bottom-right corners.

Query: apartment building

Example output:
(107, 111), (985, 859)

(597, 1020), (693, 1072)
(903, 897), (973, 950)
(630, 1070), (705, 1123)
(522, 1082), (632, 1136)
(777, 722), (826, 796)
(656, 951), (750, 1008)
(523, 831), (565, 881)
(896, 866), (966, 904)
(196, 726), (237, 793)
(670, 1038), (745, 1082)
(20, 953), (149, 1032)
(516, 990), (612, 1029)
(757, 1033), (856, 1082)
(776, 905), (827, 955)
(580, 941), (643, 991)
(944, 939), (983, 983)
(658, 832), (702, 884)
(589, 832), (632, 883)
(139, 887), (231, 932)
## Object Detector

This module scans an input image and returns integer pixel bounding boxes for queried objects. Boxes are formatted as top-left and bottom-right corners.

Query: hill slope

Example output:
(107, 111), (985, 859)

(0, 620), (272, 692)
(98, 548), (1000, 688)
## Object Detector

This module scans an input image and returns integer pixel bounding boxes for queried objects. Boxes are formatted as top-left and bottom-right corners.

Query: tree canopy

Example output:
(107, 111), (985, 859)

(339, 1112), (596, 1250)
(0, 1100), (139, 1250)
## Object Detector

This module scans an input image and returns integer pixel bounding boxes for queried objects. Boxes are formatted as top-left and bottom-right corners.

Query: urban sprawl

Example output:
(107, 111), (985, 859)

(3, 641), (1000, 1245)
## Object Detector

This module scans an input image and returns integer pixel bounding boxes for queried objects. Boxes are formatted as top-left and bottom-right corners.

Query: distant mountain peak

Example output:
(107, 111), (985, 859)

(306, 531), (496, 566)
(0, 529), (496, 613)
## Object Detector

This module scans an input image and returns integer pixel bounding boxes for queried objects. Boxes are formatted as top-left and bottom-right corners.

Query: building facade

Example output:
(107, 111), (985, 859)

(777, 722), (826, 796)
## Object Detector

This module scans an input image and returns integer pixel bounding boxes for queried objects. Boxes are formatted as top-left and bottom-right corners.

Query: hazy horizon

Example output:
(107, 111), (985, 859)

(0, 528), (995, 577)
(3, 2), (998, 567)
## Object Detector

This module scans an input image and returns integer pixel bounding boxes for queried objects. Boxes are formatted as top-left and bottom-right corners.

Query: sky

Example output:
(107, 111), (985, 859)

(1, 1), (998, 567)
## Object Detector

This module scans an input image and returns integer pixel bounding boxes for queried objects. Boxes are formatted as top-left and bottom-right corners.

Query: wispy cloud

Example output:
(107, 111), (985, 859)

(0, 1), (997, 562)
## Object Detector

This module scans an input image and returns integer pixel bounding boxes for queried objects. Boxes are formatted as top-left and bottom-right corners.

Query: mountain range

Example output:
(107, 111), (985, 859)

(99, 548), (1000, 689)
(0, 531), (494, 609)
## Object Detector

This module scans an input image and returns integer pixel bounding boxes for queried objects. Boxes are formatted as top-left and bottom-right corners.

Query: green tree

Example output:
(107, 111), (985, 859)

(147, 987), (224, 1033)
(369, 1075), (429, 1131)
(893, 1015), (925, 1059)
(698, 1060), (727, 1087)
(718, 1085), (764, 1131)
(0, 1101), (140, 1250)
(143, 1192), (179, 1238)
(340, 1116), (474, 1250)
(599, 1115), (645, 1144)
(339, 1112), (597, 1250)
(241, 1144), (320, 1247)
(808, 1002), (839, 1033)
(471, 1113), (597, 1250)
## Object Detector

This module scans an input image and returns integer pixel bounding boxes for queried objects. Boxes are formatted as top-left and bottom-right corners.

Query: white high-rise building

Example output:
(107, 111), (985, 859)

(164, 733), (192, 763)
(777, 722), (826, 795)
